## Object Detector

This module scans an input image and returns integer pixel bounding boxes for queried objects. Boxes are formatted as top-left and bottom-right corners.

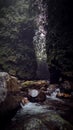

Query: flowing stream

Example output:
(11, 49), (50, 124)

(4, 86), (73, 130)
(12, 88), (62, 120)
(33, 0), (49, 80)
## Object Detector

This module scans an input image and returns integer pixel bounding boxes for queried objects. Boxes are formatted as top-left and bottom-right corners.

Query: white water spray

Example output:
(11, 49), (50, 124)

(11, 102), (51, 121)
(33, 0), (49, 80)
(46, 88), (63, 102)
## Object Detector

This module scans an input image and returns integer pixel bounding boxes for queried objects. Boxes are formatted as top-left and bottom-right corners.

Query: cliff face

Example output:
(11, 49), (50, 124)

(0, 0), (73, 81)
(46, 0), (73, 82)
(0, 0), (37, 80)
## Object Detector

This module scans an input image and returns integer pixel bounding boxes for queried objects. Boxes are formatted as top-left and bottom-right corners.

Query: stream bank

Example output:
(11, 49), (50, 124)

(0, 72), (73, 130)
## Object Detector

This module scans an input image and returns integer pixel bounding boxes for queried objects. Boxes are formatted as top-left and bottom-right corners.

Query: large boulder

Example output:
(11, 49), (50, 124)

(21, 80), (49, 90)
(27, 89), (46, 102)
(0, 72), (20, 103)
(23, 118), (48, 130)
(0, 72), (21, 127)
(20, 80), (49, 103)
(7, 112), (73, 130)
(24, 113), (73, 130)
(41, 112), (73, 130)
(27, 89), (39, 102)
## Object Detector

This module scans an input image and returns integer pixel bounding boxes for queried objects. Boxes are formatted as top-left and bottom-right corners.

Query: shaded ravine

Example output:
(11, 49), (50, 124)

(0, 0), (73, 130)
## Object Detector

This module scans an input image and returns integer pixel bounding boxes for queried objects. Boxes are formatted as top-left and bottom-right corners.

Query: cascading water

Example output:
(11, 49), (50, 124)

(33, 0), (50, 80)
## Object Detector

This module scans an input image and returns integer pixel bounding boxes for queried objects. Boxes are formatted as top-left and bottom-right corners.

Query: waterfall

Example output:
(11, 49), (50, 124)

(33, 0), (50, 80)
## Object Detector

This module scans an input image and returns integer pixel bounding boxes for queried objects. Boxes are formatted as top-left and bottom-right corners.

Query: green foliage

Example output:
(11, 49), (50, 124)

(0, 0), (37, 79)
(0, 0), (35, 39)
(46, 1), (73, 78)
(47, 31), (73, 77)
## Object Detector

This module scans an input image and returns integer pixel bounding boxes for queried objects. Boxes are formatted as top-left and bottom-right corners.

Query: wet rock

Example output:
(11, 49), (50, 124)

(27, 93), (46, 103)
(24, 118), (48, 130)
(21, 80), (49, 90)
(21, 97), (29, 105)
(41, 112), (73, 130)
(7, 112), (73, 130)
(57, 93), (72, 98)
(27, 89), (46, 102)
(21, 80), (49, 102)
(28, 89), (39, 97)
(47, 84), (58, 94)
(35, 91), (46, 102)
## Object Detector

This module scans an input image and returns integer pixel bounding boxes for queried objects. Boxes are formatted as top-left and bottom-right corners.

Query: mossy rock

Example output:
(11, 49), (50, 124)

(21, 80), (49, 89)
(8, 112), (73, 130)
(41, 112), (73, 130)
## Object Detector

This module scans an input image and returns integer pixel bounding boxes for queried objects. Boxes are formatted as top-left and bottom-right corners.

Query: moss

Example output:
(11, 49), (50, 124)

(21, 81), (35, 87)
(7, 56), (17, 62)
(0, 0), (35, 39)
(41, 112), (73, 130)
(9, 69), (16, 76)
(24, 118), (48, 130)
(0, 0), (37, 79)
